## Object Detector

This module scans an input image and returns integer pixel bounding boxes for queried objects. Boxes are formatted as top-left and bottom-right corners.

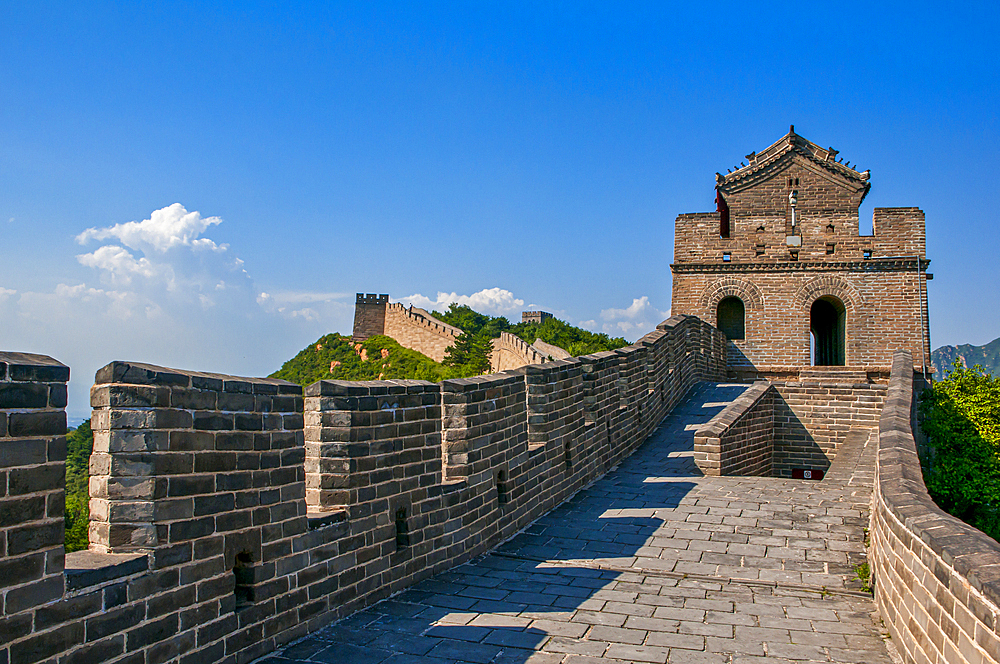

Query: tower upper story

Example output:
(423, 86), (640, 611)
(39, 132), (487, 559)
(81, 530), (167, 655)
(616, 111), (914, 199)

(673, 126), (925, 265)
(670, 127), (930, 375)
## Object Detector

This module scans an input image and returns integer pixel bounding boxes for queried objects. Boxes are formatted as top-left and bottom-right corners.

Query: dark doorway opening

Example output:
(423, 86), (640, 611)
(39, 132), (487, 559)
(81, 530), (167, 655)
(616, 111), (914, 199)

(717, 297), (745, 340)
(811, 297), (846, 366)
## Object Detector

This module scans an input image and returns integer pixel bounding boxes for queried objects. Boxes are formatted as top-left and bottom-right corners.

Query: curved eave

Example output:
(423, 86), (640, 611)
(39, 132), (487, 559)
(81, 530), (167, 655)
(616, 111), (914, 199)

(715, 132), (870, 195)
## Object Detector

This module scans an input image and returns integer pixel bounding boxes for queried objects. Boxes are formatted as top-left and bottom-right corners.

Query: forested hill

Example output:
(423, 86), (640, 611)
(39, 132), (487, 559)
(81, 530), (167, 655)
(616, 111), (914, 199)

(932, 336), (1000, 381)
(270, 306), (630, 386)
(431, 304), (628, 358)
(270, 334), (469, 385)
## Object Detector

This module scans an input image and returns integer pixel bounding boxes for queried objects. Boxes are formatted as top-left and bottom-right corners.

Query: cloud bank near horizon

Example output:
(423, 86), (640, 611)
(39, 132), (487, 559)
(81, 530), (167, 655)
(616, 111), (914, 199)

(398, 288), (525, 316)
(597, 296), (670, 335)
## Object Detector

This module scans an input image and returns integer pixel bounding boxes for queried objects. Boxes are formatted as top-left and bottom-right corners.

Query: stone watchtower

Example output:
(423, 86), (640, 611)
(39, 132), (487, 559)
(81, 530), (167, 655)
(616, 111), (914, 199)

(671, 127), (930, 378)
(352, 293), (388, 342)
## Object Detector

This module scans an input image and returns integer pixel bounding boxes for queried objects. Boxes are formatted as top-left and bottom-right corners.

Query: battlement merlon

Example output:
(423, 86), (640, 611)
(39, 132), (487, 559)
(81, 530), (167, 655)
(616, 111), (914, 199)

(356, 293), (389, 305)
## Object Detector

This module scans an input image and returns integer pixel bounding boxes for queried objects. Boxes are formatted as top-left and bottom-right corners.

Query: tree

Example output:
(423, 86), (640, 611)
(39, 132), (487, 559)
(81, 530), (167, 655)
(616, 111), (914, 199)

(443, 331), (492, 374)
(920, 361), (1000, 541)
(65, 419), (93, 552)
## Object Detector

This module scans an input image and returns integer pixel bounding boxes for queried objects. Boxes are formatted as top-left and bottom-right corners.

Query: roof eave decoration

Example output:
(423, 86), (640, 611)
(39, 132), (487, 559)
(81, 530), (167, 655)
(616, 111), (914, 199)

(715, 126), (871, 194)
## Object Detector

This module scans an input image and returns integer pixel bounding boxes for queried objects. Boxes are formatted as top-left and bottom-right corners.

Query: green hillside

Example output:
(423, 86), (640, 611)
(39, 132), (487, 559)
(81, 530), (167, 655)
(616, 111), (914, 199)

(271, 306), (631, 387)
(270, 333), (470, 385)
(932, 336), (1000, 381)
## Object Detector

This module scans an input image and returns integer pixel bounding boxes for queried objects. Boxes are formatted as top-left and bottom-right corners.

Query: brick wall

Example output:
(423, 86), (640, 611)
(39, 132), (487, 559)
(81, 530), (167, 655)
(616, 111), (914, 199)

(693, 369), (885, 478)
(490, 331), (547, 372)
(0, 314), (729, 664)
(694, 381), (774, 476)
(871, 351), (1000, 664)
(382, 303), (460, 363)
(0, 352), (70, 661)
(771, 373), (885, 477)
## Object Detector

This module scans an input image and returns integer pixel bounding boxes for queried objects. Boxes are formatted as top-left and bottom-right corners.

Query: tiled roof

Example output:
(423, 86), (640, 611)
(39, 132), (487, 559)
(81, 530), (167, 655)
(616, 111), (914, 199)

(716, 126), (870, 190)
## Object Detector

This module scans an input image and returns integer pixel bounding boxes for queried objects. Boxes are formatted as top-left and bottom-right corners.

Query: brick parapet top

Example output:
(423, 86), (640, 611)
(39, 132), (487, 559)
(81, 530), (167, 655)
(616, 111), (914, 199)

(656, 313), (698, 330)
(305, 379), (439, 397)
(440, 372), (523, 393)
(95, 360), (300, 394)
(877, 349), (1000, 610)
(493, 332), (547, 365)
(0, 351), (70, 383)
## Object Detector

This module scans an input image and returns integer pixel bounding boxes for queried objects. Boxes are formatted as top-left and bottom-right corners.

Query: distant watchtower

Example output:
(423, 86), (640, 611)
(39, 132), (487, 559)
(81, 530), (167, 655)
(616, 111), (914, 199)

(522, 311), (553, 325)
(352, 293), (388, 342)
(671, 127), (931, 377)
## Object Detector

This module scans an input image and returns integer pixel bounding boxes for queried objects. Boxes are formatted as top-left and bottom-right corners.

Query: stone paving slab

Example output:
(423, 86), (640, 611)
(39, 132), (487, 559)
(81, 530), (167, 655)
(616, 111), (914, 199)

(258, 383), (896, 664)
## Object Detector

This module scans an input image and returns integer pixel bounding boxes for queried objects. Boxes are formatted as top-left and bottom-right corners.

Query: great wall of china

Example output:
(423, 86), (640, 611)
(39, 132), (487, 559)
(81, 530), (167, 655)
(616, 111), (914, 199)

(3, 129), (998, 664)
(352, 294), (571, 373)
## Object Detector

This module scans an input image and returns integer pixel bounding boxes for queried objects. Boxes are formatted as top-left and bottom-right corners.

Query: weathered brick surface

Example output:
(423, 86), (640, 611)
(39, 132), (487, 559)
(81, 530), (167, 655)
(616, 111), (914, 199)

(489, 331), (548, 373)
(0, 351), (68, 648)
(772, 375), (886, 476)
(694, 381), (774, 476)
(382, 303), (461, 363)
(872, 350), (1000, 664)
(694, 371), (886, 478)
(0, 315), (728, 664)
(351, 293), (388, 342)
(672, 128), (931, 374)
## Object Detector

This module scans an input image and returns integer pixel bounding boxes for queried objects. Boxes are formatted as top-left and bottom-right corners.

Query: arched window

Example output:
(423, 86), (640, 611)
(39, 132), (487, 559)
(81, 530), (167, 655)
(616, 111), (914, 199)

(717, 297), (745, 340)
(811, 296), (846, 366)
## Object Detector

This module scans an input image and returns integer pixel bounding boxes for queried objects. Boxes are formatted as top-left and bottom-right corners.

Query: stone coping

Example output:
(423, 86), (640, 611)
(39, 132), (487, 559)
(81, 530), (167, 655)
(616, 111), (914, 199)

(305, 378), (439, 397)
(94, 360), (300, 394)
(0, 351), (69, 383)
(877, 350), (1000, 610)
(64, 550), (148, 591)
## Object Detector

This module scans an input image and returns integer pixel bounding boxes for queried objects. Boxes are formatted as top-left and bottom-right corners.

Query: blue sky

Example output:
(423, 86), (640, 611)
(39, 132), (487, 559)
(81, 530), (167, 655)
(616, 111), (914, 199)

(1, 2), (997, 420)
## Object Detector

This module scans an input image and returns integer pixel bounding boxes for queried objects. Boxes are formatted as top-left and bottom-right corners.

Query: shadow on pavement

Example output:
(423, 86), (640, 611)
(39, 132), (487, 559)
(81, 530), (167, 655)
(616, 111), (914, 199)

(259, 383), (747, 664)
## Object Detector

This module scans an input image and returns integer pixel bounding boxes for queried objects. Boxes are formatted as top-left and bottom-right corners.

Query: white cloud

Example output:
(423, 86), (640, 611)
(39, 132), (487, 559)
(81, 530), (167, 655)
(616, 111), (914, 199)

(598, 296), (670, 336)
(76, 245), (157, 283)
(400, 288), (525, 315)
(2, 204), (359, 421)
(76, 203), (225, 253)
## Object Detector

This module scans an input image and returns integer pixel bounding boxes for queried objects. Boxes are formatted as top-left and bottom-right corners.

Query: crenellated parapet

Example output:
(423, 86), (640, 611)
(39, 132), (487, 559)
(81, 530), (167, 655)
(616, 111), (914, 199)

(0, 314), (729, 664)
(88, 361), (305, 561)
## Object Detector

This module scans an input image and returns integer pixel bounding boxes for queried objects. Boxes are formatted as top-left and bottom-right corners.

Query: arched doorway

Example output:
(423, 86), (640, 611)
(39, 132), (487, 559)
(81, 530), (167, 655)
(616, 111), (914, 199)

(717, 297), (745, 340)
(811, 296), (846, 366)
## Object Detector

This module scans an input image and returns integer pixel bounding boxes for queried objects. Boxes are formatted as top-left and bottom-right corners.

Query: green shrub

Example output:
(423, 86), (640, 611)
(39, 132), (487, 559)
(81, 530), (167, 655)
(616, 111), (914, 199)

(919, 362), (1000, 541)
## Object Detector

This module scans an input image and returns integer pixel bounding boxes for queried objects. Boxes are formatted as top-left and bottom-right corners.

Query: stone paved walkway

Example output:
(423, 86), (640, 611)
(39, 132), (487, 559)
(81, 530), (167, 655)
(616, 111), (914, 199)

(260, 383), (896, 664)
